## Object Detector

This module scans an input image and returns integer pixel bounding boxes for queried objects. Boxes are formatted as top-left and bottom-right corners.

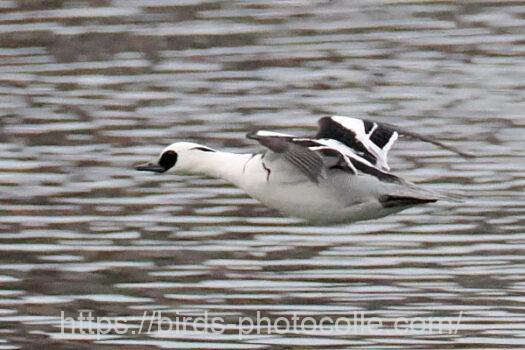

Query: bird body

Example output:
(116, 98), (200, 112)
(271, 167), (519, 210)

(137, 116), (468, 224)
(239, 152), (406, 224)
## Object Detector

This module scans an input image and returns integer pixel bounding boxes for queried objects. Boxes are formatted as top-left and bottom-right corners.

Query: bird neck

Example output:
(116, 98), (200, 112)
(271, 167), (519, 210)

(187, 151), (252, 187)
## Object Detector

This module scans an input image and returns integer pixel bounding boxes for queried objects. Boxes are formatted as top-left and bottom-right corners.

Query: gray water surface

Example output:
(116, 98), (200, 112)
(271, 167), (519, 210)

(0, 1), (524, 349)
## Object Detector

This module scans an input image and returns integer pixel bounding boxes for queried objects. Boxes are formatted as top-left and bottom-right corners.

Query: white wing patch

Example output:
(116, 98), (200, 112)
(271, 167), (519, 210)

(251, 130), (294, 138)
(325, 116), (398, 171)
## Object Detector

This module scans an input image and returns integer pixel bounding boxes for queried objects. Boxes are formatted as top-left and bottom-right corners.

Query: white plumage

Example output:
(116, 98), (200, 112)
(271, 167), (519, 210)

(136, 116), (469, 224)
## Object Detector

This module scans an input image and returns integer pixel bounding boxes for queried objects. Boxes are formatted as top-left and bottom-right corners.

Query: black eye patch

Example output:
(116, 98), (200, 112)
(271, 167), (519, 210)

(159, 150), (178, 171)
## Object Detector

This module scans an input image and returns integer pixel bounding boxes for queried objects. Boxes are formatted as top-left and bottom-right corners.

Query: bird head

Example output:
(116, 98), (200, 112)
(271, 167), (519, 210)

(135, 142), (216, 174)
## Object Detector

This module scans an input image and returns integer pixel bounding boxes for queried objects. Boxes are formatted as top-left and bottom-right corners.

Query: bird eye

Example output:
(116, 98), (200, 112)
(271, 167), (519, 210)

(159, 150), (178, 171)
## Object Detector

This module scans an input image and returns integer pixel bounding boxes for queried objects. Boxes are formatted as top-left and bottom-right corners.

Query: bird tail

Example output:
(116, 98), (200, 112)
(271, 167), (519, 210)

(380, 194), (437, 208)
(380, 180), (464, 208)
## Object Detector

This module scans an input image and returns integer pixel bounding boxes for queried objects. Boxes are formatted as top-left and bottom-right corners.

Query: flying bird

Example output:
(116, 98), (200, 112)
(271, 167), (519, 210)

(136, 116), (470, 224)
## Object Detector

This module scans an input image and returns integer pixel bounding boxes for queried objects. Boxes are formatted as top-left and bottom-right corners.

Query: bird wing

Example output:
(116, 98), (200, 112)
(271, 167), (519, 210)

(247, 130), (399, 184)
(247, 130), (354, 183)
(247, 115), (470, 184)
(316, 116), (472, 171)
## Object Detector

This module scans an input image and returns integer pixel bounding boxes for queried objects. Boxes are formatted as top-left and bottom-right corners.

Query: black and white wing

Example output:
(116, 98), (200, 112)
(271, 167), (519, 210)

(247, 116), (470, 184)
(316, 116), (472, 171)
(247, 129), (401, 184)
(247, 130), (358, 183)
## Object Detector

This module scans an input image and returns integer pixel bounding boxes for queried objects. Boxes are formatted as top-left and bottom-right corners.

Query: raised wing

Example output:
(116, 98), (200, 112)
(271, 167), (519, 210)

(316, 116), (472, 171)
(316, 116), (397, 171)
(247, 131), (355, 183)
(247, 130), (400, 184)
(247, 131), (325, 182)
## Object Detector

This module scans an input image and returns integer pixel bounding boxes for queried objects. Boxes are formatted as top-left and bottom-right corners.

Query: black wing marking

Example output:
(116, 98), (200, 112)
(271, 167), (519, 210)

(348, 157), (401, 183)
(317, 116), (383, 165)
(248, 130), (405, 184)
(316, 116), (473, 171)
(311, 138), (403, 183)
(247, 131), (325, 183)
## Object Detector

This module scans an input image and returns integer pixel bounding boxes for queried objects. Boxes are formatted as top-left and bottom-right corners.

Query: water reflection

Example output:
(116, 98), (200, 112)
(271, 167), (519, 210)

(0, 0), (524, 349)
